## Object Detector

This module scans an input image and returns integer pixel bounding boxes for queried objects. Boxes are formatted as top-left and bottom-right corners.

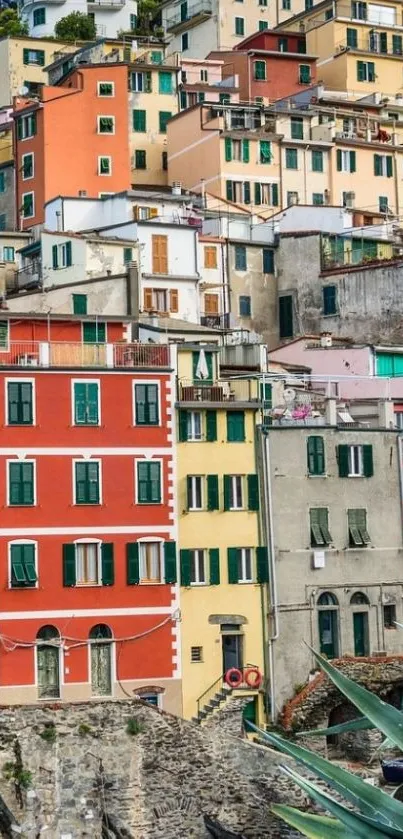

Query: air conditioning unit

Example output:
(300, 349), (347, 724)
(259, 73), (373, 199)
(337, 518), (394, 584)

(18, 354), (38, 366)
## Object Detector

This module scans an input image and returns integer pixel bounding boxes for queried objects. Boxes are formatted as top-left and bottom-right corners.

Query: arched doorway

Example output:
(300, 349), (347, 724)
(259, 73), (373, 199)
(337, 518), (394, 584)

(89, 624), (113, 696)
(36, 625), (60, 698)
(350, 592), (370, 657)
(317, 592), (339, 658)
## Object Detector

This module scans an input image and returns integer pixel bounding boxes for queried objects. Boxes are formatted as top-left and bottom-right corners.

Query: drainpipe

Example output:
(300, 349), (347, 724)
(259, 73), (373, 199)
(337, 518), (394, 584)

(255, 426), (269, 724)
(393, 148), (400, 217)
(261, 416), (279, 722)
(397, 436), (403, 559)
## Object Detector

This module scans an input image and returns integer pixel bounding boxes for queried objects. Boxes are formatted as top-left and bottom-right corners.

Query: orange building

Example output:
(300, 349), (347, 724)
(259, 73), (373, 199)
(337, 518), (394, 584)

(13, 65), (130, 229)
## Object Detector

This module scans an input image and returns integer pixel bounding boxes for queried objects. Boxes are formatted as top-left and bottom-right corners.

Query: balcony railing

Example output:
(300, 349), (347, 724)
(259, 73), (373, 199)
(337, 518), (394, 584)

(178, 377), (260, 403)
(0, 342), (170, 369)
(166, 0), (212, 30)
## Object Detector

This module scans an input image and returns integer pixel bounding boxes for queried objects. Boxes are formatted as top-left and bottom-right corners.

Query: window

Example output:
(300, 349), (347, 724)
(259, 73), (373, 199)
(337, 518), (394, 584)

(37, 626), (60, 698)
(182, 32), (189, 50)
(0, 172), (4, 192)
(52, 241), (72, 269)
(233, 548), (253, 582)
(76, 542), (100, 585)
(139, 542), (162, 582)
(260, 140), (272, 164)
(357, 60), (375, 82)
(10, 542), (37, 588)
(144, 288), (168, 312)
(323, 285), (337, 315)
(254, 60), (266, 80)
(0, 321), (8, 349)
(162, 150), (168, 170)
(279, 294), (293, 338)
(204, 293), (219, 315)
(310, 508), (332, 546)
(338, 444), (373, 477)
(336, 149), (356, 172)
(187, 475), (203, 510)
(159, 71), (173, 94)
(190, 549), (206, 584)
(137, 460), (161, 503)
(90, 623), (112, 696)
(312, 149), (323, 172)
(8, 461), (34, 505)
(135, 150), (146, 169)
(23, 49), (45, 65)
(305, 0), (313, 8)
(347, 27), (358, 47)
(130, 12), (137, 27)
(227, 411), (245, 442)
(285, 148), (298, 169)
(384, 604), (396, 628)
(254, 182), (279, 206)
(228, 475), (244, 509)
(75, 461), (100, 504)
(204, 246), (217, 268)
(159, 111), (172, 133)
(133, 110), (146, 132)
(235, 16), (245, 34)
(259, 20), (268, 29)
(33, 7), (46, 25)
(278, 37), (288, 51)
(17, 113), (36, 140)
(239, 295), (251, 316)
(313, 192), (324, 205)
(73, 382), (99, 426)
(73, 294), (87, 315)
(22, 192), (34, 218)
(348, 508), (370, 546)
(307, 435), (325, 475)
(200, 69), (208, 82)
(191, 646), (203, 662)
(187, 410), (202, 441)
(22, 152), (34, 179)
(352, 0), (367, 17)
(379, 195), (389, 213)
(3, 247), (14, 262)
(374, 154), (393, 177)
(282, 0), (291, 8)
(392, 34), (402, 54)
(123, 247), (133, 263)
(220, 93), (230, 104)
(291, 117), (303, 140)
(259, 0), (268, 5)
(0, 214), (6, 231)
(263, 248), (274, 273)
(299, 64), (311, 84)
(98, 82), (114, 97)
(98, 156), (111, 175)
(97, 116), (115, 134)
(131, 71), (152, 92)
(134, 383), (159, 425)
(7, 381), (33, 425)
(234, 244), (246, 270)
(152, 234), (168, 273)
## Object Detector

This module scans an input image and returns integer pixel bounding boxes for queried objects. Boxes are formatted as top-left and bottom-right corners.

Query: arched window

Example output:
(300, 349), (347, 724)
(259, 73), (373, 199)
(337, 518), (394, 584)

(350, 592), (370, 606)
(36, 625), (60, 698)
(317, 591), (338, 607)
(89, 624), (113, 696)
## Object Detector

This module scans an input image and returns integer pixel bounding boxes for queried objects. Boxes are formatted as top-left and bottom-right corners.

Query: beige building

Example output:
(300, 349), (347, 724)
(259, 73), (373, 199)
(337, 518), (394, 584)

(0, 35), (78, 106)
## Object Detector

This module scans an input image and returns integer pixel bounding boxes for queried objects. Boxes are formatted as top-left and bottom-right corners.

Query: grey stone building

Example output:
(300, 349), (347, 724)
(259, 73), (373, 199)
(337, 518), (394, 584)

(257, 396), (403, 714)
(0, 162), (15, 232)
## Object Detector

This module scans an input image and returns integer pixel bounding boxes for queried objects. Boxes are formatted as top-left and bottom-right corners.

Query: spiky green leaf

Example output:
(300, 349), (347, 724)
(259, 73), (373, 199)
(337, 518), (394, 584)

(271, 805), (353, 838)
(296, 717), (374, 738)
(247, 724), (403, 831)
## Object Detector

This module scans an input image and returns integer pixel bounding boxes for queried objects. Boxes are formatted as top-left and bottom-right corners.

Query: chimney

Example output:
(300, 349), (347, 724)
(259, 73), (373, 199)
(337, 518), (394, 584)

(325, 398), (337, 426)
(127, 261), (140, 332)
(320, 331), (332, 348)
(378, 399), (395, 429)
(56, 211), (62, 232)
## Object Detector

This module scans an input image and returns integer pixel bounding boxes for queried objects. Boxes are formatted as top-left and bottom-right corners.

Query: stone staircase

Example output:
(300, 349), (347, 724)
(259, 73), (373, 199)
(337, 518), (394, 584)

(191, 683), (233, 725)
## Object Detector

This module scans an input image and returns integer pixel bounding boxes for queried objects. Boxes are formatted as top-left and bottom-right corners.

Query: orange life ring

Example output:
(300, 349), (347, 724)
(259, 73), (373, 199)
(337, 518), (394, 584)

(225, 667), (243, 688)
(244, 667), (262, 688)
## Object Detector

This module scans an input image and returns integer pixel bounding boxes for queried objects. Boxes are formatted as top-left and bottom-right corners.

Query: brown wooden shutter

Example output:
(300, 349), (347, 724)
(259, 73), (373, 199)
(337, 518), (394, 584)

(152, 235), (168, 274)
(144, 289), (153, 310)
(169, 289), (179, 312)
(204, 246), (217, 269)
(150, 207), (158, 218)
(204, 293), (219, 314)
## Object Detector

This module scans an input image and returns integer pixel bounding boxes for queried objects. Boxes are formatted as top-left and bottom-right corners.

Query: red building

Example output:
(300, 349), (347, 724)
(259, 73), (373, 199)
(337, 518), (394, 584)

(208, 31), (317, 102)
(0, 313), (180, 713)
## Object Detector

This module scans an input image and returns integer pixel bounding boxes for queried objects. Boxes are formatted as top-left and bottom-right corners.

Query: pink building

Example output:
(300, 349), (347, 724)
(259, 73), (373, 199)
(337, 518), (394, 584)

(179, 58), (239, 110)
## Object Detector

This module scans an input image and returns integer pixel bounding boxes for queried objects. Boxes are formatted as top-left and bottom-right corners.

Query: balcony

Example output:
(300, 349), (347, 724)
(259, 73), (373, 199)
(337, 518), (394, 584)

(200, 313), (230, 329)
(0, 342), (170, 369)
(166, 0), (212, 32)
(177, 377), (260, 404)
(88, 0), (125, 6)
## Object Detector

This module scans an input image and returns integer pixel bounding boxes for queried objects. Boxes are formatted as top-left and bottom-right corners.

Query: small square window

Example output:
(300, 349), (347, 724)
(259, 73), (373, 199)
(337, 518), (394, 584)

(98, 82), (114, 97)
(384, 604), (396, 628)
(235, 16), (245, 34)
(73, 294), (87, 315)
(22, 192), (34, 218)
(97, 116), (115, 134)
(10, 543), (37, 588)
(191, 646), (203, 662)
(3, 247), (14, 262)
(239, 295), (251, 316)
(98, 156), (111, 175)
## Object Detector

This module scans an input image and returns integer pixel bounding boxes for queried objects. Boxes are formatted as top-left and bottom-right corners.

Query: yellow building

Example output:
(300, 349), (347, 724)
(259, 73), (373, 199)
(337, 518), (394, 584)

(176, 343), (269, 727)
(0, 35), (79, 105)
(278, 0), (403, 95)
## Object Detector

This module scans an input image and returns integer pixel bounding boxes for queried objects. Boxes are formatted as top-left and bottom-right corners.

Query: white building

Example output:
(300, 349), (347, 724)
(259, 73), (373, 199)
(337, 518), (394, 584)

(20, 0), (137, 40)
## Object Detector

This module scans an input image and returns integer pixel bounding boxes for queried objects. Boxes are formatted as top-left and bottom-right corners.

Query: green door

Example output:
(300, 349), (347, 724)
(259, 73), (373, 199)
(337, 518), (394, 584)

(318, 610), (338, 658)
(353, 612), (369, 656)
(242, 697), (257, 726)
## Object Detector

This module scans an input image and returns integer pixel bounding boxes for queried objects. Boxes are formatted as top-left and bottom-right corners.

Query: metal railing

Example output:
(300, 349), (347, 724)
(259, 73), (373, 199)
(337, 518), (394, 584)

(166, 0), (212, 28)
(114, 343), (169, 367)
(0, 342), (169, 369)
(178, 377), (260, 403)
(196, 665), (262, 716)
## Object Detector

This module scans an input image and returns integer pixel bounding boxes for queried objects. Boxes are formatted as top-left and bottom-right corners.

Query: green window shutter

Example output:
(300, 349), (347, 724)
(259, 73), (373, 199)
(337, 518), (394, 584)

(380, 31), (387, 52)
(126, 542), (140, 584)
(207, 474), (219, 510)
(368, 61), (375, 81)
(225, 137), (232, 161)
(347, 26), (357, 46)
(393, 34), (402, 53)
(178, 409), (188, 441)
(242, 139), (250, 162)
(243, 181), (251, 204)
(387, 156), (393, 177)
(209, 548), (220, 585)
(73, 294), (87, 315)
(17, 119), (22, 140)
(22, 544), (37, 583)
(180, 549), (191, 586)
(23, 48), (29, 64)
(357, 60), (365, 81)
(65, 241), (72, 266)
(307, 436), (325, 475)
(227, 411), (245, 442)
(226, 181), (233, 201)
(164, 541), (177, 583)
(11, 545), (27, 585)
(52, 245), (58, 269)
(350, 151), (356, 173)
(374, 154), (381, 176)
(336, 149), (342, 171)
(186, 475), (192, 510)
(256, 546), (269, 583)
(88, 462), (99, 503)
(263, 248), (274, 273)
(223, 474), (231, 511)
(63, 544), (76, 586)
(247, 474), (259, 511)
(227, 548), (239, 584)
(338, 444), (349, 477)
(260, 140), (271, 163)
(254, 182), (261, 205)
(133, 109), (146, 131)
(149, 461), (161, 502)
(74, 383), (87, 424)
(101, 543), (114, 585)
(363, 444), (373, 477)
(272, 183), (279, 206)
(206, 410), (217, 441)
(87, 384), (99, 424)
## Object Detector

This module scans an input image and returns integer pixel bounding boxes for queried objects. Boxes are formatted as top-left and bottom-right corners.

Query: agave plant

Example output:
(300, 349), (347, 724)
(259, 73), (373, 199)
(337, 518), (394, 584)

(248, 647), (403, 838)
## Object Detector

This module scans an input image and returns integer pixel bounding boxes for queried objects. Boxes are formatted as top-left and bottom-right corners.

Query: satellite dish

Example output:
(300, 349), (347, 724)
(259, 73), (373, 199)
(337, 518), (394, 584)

(284, 387), (296, 403)
(18, 86), (29, 96)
